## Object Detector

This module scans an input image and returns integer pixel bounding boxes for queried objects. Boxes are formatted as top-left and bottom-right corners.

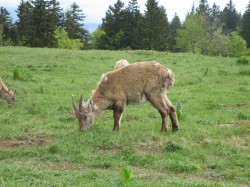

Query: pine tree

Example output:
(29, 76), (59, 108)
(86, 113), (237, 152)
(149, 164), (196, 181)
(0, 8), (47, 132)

(144, 0), (169, 51)
(210, 3), (221, 32)
(241, 1), (250, 47)
(18, 0), (62, 47)
(63, 2), (88, 46)
(124, 0), (143, 49)
(196, 0), (211, 34)
(0, 7), (14, 45)
(47, 0), (63, 47)
(16, 0), (32, 45)
(196, 0), (210, 16)
(221, 0), (241, 34)
(101, 0), (126, 49)
(168, 13), (182, 52)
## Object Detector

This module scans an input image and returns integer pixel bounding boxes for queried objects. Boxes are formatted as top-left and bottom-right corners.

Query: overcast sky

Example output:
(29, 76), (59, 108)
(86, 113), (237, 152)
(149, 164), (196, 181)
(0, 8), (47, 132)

(1, 0), (249, 23)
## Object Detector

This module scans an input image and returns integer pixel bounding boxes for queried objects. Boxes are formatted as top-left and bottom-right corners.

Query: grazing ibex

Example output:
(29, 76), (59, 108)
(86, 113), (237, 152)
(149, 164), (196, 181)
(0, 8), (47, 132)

(0, 78), (16, 104)
(72, 61), (179, 132)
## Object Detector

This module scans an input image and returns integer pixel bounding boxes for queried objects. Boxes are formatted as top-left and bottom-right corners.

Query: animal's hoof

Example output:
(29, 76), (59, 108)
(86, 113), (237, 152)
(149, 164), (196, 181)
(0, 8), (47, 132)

(172, 128), (179, 133)
(161, 127), (168, 132)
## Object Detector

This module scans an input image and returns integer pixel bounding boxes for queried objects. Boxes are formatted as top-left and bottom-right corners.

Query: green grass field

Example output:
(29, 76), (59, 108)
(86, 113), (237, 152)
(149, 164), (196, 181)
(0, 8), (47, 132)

(0, 47), (249, 186)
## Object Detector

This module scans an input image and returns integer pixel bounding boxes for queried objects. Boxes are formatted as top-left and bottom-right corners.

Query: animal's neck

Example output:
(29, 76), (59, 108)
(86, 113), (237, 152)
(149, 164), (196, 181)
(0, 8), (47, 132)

(91, 91), (111, 114)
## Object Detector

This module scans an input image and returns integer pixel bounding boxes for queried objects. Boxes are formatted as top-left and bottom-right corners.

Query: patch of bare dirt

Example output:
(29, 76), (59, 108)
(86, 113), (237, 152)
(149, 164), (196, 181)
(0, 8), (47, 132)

(125, 114), (140, 122)
(222, 103), (250, 108)
(218, 120), (250, 127)
(137, 143), (161, 154)
(99, 147), (121, 154)
(0, 135), (53, 149)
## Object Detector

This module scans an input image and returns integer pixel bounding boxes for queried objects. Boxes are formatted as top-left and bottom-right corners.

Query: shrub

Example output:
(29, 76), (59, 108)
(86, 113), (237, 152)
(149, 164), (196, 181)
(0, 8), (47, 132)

(229, 32), (247, 57)
(236, 56), (249, 65)
(54, 27), (83, 50)
(208, 27), (230, 56)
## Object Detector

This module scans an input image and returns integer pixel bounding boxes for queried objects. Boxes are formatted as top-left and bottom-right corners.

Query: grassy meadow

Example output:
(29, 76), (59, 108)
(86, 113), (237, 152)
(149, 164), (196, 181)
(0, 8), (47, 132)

(0, 47), (249, 186)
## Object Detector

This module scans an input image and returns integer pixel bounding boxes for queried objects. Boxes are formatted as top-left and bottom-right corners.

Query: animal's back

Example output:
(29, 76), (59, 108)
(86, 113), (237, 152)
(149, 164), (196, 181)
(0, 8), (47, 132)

(97, 61), (173, 103)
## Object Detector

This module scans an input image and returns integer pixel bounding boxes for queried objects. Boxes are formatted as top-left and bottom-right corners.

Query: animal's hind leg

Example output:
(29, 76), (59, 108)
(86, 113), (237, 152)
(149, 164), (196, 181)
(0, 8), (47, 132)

(113, 101), (125, 131)
(147, 93), (169, 132)
(165, 96), (179, 132)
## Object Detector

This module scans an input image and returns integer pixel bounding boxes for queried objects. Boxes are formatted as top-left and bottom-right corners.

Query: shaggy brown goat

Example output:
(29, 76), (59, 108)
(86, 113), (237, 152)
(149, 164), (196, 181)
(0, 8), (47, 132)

(72, 61), (179, 132)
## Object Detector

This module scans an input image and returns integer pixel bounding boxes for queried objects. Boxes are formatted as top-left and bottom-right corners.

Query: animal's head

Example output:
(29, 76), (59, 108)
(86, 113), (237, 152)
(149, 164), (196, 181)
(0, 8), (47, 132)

(72, 95), (95, 131)
(0, 89), (16, 104)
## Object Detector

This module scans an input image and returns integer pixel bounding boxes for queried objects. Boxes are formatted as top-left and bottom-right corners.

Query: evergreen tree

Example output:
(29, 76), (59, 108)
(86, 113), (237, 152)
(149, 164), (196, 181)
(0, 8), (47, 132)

(144, 0), (169, 51)
(196, 0), (211, 34)
(18, 0), (62, 47)
(0, 7), (14, 45)
(186, 2), (196, 19)
(210, 3), (221, 32)
(16, 0), (32, 45)
(196, 0), (210, 16)
(221, 0), (241, 34)
(100, 0), (127, 49)
(47, 0), (63, 46)
(168, 13), (182, 52)
(241, 1), (250, 47)
(124, 0), (144, 49)
(63, 2), (88, 46)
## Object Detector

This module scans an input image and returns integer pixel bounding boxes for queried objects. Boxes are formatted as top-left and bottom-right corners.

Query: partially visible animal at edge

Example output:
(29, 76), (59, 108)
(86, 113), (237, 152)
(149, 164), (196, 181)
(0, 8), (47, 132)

(72, 61), (179, 132)
(114, 59), (129, 70)
(0, 78), (16, 104)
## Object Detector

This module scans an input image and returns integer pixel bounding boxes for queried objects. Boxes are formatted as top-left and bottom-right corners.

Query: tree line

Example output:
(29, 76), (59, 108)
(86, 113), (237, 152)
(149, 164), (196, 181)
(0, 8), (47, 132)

(0, 0), (250, 57)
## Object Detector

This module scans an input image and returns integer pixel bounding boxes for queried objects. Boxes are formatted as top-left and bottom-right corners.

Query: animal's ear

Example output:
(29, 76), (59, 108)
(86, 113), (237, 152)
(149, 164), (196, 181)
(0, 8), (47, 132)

(88, 99), (94, 112)
(72, 96), (78, 112)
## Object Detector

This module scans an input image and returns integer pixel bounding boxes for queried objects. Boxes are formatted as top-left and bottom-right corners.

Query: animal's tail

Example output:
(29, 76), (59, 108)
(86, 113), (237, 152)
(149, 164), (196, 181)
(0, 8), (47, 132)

(162, 69), (175, 89)
(168, 69), (175, 87)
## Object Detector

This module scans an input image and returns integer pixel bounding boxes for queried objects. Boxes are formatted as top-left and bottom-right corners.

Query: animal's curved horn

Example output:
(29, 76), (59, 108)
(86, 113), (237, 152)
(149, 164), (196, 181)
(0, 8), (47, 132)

(72, 96), (78, 112)
(79, 95), (84, 112)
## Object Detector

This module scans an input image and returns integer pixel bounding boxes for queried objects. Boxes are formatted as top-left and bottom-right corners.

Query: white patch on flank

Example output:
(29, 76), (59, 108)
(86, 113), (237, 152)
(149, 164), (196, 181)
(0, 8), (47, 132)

(93, 104), (99, 110)
(101, 74), (108, 82)
(127, 93), (146, 104)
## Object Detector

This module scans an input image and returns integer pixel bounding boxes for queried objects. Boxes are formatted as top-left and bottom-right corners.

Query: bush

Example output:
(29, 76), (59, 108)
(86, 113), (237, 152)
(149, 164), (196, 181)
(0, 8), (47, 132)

(229, 32), (247, 57)
(208, 27), (230, 57)
(236, 56), (249, 65)
(54, 27), (83, 50)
